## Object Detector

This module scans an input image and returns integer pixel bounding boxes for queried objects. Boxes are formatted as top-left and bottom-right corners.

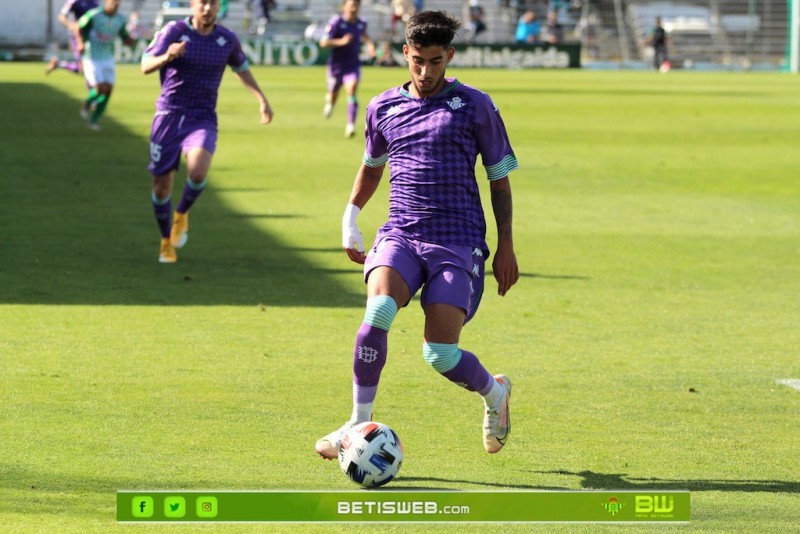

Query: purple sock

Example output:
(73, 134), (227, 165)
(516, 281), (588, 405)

(346, 99), (358, 125)
(353, 323), (387, 389)
(152, 195), (171, 238)
(176, 179), (206, 213)
(441, 349), (494, 393)
(63, 61), (81, 74)
(354, 383), (378, 405)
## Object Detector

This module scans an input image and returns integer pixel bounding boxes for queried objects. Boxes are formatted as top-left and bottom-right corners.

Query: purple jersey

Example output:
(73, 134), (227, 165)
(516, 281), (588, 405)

(363, 79), (518, 251)
(323, 14), (367, 69)
(143, 18), (249, 119)
(61, 0), (98, 20)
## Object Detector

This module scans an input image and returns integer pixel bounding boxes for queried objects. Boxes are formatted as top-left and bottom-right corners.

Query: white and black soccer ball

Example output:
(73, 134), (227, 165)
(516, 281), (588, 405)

(338, 421), (403, 488)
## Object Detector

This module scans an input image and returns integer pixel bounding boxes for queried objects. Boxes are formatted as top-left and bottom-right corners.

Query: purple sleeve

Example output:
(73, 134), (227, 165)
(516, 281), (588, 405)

(226, 33), (248, 71)
(363, 97), (388, 166)
(144, 21), (178, 57)
(475, 93), (518, 179)
(323, 15), (342, 39)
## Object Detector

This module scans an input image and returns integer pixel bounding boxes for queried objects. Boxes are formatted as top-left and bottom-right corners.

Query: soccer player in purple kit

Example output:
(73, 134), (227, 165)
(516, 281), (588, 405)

(47, 0), (98, 76)
(319, 0), (376, 138)
(315, 11), (519, 459)
(142, 0), (274, 264)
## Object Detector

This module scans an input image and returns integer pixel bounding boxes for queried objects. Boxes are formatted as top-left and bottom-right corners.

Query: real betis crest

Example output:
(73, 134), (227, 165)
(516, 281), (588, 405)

(603, 497), (624, 516)
(446, 96), (466, 110)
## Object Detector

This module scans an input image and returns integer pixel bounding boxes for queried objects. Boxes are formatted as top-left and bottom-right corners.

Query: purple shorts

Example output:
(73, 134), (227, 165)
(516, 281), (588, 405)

(326, 64), (360, 93)
(364, 234), (486, 323)
(147, 112), (217, 176)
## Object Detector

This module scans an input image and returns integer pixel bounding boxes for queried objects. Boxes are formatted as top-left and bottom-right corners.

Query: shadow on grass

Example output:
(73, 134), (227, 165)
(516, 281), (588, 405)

(398, 471), (799, 492)
(397, 474), (799, 492)
(536, 470), (800, 494)
(0, 83), (361, 307)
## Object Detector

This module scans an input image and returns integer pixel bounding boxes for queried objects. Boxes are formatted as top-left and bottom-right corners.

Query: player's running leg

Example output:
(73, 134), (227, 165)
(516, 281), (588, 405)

(170, 144), (213, 248)
(343, 76), (359, 138)
(315, 294), (398, 459)
(422, 256), (512, 453)
(152, 168), (177, 263)
(88, 87), (111, 130)
(152, 191), (176, 263)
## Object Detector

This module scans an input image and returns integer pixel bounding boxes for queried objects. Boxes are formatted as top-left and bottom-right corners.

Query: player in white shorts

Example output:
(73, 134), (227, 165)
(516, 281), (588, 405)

(74, 0), (135, 130)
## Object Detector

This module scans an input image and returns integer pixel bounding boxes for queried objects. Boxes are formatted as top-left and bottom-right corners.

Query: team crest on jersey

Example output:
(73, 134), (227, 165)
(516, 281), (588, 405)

(179, 35), (191, 43)
(216, 36), (228, 47)
(446, 96), (466, 110)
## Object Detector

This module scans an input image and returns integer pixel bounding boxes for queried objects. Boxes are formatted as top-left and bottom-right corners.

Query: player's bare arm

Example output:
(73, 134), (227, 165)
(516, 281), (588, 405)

(342, 163), (383, 264)
(73, 24), (86, 53)
(141, 42), (187, 74)
(489, 177), (519, 296)
(322, 33), (354, 48)
(235, 69), (274, 125)
(362, 32), (377, 59)
(58, 13), (78, 33)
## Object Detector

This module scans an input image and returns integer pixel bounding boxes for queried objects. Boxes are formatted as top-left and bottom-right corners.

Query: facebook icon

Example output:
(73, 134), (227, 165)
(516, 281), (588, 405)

(131, 496), (154, 518)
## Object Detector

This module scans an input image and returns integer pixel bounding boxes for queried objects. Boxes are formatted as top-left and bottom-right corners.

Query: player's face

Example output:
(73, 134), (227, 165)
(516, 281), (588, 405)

(343, 0), (360, 18)
(403, 44), (454, 98)
(104, 0), (120, 14)
(192, 0), (220, 29)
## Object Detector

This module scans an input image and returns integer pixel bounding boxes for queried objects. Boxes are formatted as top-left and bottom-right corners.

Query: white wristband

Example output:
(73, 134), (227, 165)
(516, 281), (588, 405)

(342, 203), (364, 251)
(343, 203), (361, 226)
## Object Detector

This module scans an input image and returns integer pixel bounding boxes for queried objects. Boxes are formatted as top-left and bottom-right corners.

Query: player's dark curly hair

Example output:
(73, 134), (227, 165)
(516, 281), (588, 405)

(405, 11), (461, 49)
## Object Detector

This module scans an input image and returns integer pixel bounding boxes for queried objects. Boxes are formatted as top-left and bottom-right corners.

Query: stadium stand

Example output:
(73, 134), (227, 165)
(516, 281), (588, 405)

(1, 0), (789, 68)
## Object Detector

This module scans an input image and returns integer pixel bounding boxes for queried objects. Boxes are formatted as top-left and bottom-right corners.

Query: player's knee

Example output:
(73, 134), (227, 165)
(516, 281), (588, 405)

(186, 170), (208, 184)
(363, 295), (398, 331)
(151, 191), (170, 205)
(186, 176), (207, 190)
(422, 342), (461, 373)
(152, 182), (171, 200)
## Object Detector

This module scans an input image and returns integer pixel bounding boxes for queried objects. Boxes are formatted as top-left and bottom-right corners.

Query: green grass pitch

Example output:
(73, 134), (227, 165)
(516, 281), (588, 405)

(1, 62), (799, 532)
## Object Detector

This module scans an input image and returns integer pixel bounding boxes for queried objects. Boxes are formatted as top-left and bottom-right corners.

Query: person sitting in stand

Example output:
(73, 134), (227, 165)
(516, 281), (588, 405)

(515, 10), (541, 45)
(543, 9), (563, 45)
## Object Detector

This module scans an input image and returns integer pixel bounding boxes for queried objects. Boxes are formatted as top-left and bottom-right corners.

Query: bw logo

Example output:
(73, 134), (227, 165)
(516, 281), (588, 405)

(358, 346), (379, 364)
(636, 495), (674, 513)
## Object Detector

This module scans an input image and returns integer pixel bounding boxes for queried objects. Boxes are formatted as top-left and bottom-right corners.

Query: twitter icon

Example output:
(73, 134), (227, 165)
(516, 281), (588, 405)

(164, 496), (186, 518)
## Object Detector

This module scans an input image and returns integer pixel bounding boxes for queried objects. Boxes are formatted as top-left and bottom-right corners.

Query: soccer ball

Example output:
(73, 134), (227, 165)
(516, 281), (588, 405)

(338, 421), (403, 488)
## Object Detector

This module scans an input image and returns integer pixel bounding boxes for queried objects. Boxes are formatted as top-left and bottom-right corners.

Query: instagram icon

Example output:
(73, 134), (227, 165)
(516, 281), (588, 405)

(196, 496), (218, 518)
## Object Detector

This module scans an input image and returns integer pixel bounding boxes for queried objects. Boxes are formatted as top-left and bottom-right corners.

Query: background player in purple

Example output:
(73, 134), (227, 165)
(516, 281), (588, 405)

(46, 0), (98, 76)
(142, 0), (274, 264)
(315, 11), (520, 459)
(319, 0), (376, 138)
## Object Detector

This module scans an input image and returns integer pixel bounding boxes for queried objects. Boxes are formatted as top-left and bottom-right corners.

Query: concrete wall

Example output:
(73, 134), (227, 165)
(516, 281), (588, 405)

(2, 1), (63, 45)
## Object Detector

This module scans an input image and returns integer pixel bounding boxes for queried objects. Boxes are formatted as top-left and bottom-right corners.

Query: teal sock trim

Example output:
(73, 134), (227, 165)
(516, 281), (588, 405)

(151, 192), (171, 205)
(91, 93), (109, 122)
(423, 342), (462, 373)
(347, 95), (358, 104)
(187, 177), (207, 191)
(85, 87), (98, 105)
(363, 295), (397, 331)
